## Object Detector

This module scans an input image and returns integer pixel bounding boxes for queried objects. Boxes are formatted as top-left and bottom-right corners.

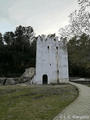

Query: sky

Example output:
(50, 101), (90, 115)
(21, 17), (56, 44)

(0, 0), (78, 35)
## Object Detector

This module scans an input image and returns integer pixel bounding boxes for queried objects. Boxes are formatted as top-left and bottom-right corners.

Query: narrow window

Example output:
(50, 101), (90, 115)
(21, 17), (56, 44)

(47, 46), (49, 49)
(56, 46), (58, 50)
(54, 39), (56, 41)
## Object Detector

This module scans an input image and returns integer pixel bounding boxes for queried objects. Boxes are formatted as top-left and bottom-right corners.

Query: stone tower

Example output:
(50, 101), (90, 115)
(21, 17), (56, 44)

(33, 34), (69, 84)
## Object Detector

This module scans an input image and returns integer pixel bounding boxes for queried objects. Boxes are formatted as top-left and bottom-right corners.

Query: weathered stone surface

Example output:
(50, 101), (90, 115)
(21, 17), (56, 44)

(18, 77), (31, 83)
(0, 78), (6, 85)
(0, 78), (19, 85)
(33, 35), (69, 84)
(19, 67), (35, 84)
(22, 67), (35, 78)
(5, 78), (16, 85)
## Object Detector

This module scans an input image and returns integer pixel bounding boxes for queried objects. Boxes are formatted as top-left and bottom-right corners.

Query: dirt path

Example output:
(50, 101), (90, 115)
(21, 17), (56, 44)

(53, 82), (90, 120)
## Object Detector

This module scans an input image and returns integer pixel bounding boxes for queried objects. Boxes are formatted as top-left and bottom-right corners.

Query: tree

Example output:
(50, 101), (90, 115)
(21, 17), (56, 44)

(68, 33), (90, 77)
(14, 25), (34, 51)
(4, 32), (14, 45)
(59, 0), (90, 39)
(0, 25), (36, 77)
(0, 33), (3, 46)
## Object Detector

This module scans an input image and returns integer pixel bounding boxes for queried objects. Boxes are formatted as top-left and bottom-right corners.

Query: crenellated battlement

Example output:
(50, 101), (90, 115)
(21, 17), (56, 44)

(37, 34), (67, 50)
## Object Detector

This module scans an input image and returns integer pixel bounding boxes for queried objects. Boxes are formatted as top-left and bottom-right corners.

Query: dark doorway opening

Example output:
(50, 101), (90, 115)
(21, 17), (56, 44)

(42, 74), (48, 84)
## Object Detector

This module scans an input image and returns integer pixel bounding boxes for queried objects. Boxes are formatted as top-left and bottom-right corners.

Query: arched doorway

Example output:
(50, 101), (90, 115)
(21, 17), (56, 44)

(42, 74), (48, 84)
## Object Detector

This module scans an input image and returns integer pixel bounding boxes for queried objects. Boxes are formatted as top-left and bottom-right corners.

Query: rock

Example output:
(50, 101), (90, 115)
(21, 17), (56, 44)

(0, 67), (35, 86)
(0, 78), (19, 85)
(0, 78), (6, 85)
(5, 78), (16, 85)
(22, 67), (35, 78)
(20, 67), (35, 84)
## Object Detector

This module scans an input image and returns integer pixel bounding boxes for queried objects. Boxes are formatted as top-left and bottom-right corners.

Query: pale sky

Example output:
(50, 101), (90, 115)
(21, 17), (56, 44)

(0, 0), (78, 35)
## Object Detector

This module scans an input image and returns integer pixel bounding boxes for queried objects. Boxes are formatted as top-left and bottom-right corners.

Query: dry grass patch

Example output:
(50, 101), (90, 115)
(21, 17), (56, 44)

(0, 84), (78, 120)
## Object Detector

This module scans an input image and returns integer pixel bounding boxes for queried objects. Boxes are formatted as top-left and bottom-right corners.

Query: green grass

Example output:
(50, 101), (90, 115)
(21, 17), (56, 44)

(0, 84), (78, 120)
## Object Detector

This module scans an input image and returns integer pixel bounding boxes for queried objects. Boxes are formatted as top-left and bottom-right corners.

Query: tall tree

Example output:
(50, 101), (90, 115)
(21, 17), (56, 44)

(59, 0), (90, 39)
(68, 33), (90, 77)
(14, 25), (34, 51)
(0, 33), (3, 46)
(4, 32), (14, 45)
(0, 25), (36, 77)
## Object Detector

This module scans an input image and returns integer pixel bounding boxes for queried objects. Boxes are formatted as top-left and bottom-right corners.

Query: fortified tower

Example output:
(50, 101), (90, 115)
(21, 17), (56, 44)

(33, 34), (69, 84)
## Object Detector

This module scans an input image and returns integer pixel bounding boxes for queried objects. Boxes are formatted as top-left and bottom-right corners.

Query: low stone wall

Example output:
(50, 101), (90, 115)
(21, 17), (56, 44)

(0, 67), (35, 86)
(0, 78), (19, 85)
(0, 77), (33, 86)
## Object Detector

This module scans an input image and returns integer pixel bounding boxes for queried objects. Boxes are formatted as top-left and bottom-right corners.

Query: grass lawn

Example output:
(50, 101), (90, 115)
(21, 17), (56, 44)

(0, 84), (78, 120)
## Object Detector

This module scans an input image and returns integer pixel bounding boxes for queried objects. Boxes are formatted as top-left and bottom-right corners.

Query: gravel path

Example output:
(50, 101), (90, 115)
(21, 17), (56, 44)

(53, 82), (90, 120)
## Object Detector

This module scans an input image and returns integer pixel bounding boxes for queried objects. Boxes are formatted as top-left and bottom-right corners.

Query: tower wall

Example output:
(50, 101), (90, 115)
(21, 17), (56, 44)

(33, 36), (69, 84)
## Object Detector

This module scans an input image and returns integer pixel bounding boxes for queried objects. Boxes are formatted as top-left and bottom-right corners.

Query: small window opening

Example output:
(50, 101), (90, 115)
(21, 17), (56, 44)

(56, 46), (58, 49)
(47, 46), (49, 49)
